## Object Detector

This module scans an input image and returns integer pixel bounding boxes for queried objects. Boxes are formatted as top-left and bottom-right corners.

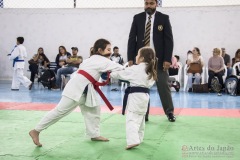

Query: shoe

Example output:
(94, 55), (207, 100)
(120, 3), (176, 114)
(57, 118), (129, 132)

(145, 117), (149, 122)
(188, 88), (192, 92)
(29, 83), (33, 90)
(52, 85), (60, 90)
(111, 88), (119, 91)
(11, 89), (19, 91)
(167, 113), (176, 122)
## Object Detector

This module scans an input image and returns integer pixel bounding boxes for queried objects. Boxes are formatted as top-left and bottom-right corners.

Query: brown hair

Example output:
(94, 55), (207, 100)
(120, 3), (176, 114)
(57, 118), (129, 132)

(194, 47), (201, 56)
(58, 46), (67, 55)
(138, 47), (158, 80)
(91, 39), (110, 56)
(38, 47), (50, 63)
(235, 49), (240, 58)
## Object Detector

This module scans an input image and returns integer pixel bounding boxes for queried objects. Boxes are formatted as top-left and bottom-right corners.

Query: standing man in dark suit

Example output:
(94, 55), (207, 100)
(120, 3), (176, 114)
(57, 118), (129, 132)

(127, 0), (176, 122)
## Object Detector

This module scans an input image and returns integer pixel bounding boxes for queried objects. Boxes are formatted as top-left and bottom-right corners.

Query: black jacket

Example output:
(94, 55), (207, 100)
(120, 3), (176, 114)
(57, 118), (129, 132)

(127, 11), (174, 69)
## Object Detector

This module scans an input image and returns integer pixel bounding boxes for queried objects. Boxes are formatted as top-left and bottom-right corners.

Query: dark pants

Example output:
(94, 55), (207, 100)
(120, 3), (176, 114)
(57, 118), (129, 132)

(208, 70), (224, 89)
(29, 64), (38, 82)
(169, 68), (178, 76)
(145, 69), (174, 117)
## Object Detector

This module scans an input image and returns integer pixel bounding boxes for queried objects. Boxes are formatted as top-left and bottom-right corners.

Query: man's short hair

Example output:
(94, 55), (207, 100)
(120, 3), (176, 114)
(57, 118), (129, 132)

(145, 0), (158, 3)
(113, 46), (119, 51)
(17, 37), (24, 44)
(71, 47), (78, 51)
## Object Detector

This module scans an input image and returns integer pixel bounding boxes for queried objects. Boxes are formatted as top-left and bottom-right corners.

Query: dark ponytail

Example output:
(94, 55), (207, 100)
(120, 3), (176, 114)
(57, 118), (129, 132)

(91, 38), (110, 56)
(139, 47), (158, 80)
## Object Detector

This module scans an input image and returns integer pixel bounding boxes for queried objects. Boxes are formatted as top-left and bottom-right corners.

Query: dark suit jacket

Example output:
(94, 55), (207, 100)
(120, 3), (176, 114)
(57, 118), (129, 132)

(127, 11), (174, 69)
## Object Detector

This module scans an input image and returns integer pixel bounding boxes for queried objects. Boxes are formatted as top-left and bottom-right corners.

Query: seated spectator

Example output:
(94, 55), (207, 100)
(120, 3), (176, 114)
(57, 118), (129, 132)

(232, 49), (240, 75)
(169, 55), (180, 76)
(110, 46), (124, 65)
(28, 47), (50, 82)
(186, 47), (204, 92)
(186, 50), (193, 64)
(221, 48), (232, 77)
(169, 55), (181, 92)
(208, 48), (225, 94)
(53, 47), (82, 89)
(110, 46), (124, 84)
(55, 46), (71, 73)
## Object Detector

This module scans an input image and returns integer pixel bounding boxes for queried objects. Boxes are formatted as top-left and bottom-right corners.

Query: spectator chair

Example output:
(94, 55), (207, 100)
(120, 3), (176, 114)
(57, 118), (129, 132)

(169, 62), (183, 90)
(232, 62), (240, 76)
(183, 65), (206, 91)
(48, 62), (57, 72)
(60, 74), (71, 90)
(205, 65), (228, 84)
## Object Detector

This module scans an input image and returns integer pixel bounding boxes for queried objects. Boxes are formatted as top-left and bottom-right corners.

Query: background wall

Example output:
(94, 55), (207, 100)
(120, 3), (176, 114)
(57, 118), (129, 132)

(0, 6), (240, 80)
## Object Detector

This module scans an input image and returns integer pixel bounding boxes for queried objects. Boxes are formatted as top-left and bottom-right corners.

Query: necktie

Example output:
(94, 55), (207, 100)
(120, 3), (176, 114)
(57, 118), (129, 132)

(144, 15), (152, 46)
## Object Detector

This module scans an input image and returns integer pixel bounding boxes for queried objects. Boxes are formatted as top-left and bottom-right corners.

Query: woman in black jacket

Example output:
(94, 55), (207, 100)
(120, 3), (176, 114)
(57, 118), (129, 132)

(28, 47), (50, 82)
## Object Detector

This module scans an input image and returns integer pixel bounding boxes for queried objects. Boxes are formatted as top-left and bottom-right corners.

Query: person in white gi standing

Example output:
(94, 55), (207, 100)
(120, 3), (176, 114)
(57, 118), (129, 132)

(8, 37), (32, 91)
(29, 39), (124, 147)
(111, 47), (157, 150)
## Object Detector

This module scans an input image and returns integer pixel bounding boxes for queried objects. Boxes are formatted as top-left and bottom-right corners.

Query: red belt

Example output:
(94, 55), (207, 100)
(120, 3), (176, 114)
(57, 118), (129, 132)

(77, 70), (114, 111)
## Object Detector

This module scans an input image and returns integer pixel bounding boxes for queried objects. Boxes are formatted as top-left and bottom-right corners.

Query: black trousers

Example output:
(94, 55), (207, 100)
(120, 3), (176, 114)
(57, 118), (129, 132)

(208, 70), (224, 89)
(29, 64), (38, 82)
(145, 69), (174, 119)
(168, 68), (178, 76)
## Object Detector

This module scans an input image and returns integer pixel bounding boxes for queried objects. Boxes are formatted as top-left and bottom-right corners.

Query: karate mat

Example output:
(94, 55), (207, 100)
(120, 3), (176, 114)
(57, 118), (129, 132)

(0, 104), (240, 160)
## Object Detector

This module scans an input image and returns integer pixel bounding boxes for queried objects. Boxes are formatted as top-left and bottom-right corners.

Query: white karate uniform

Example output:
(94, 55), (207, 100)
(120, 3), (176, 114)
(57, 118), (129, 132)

(111, 63), (155, 145)
(9, 44), (31, 89)
(35, 55), (124, 138)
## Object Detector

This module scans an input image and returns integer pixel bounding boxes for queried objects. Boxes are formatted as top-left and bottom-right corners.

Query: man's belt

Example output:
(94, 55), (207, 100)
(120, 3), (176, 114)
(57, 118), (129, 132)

(77, 70), (114, 111)
(122, 86), (149, 115)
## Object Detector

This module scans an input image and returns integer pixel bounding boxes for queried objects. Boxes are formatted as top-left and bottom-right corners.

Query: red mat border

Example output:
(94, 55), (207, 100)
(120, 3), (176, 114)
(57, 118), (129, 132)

(0, 102), (239, 118)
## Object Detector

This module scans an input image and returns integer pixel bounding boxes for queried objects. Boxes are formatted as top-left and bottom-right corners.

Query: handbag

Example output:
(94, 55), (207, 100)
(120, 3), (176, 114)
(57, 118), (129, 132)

(187, 63), (202, 74)
(192, 83), (209, 93)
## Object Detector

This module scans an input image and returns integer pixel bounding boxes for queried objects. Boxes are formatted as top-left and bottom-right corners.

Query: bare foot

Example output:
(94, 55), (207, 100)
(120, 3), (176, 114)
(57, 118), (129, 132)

(125, 144), (139, 150)
(91, 136), (109, 142)
(29, 129), (42, 147)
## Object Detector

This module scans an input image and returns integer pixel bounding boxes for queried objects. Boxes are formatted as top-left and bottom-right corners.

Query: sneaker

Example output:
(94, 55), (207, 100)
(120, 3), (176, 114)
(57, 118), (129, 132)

(188, 88), (192, 92)
(52, 85), (60, 90)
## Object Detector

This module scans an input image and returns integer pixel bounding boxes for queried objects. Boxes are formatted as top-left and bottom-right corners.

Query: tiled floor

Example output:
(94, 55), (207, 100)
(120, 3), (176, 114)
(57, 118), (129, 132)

(1, 80), (239, 109)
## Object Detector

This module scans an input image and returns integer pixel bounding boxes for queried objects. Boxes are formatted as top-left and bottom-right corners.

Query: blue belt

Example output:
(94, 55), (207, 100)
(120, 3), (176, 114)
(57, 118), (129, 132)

(13, 58), (24, 67)
(122, 86), (150, 115)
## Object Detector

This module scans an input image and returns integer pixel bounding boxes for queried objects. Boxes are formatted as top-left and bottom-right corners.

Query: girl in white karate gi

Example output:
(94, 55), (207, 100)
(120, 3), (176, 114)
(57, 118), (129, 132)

(9, 37), (32, 90)
(111, 47), (157, 150)
(29, 39), (123, 147)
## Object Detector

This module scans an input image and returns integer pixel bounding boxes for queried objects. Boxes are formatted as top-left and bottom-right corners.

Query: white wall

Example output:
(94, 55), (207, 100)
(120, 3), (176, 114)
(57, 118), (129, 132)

(1, 6), (240, 80)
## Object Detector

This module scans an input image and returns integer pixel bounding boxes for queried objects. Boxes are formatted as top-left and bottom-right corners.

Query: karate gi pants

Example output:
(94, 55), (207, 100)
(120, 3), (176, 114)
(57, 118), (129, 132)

(12, 68), (31, 89)
(35, 95), (101, 138)
(126, 110), (145, 145)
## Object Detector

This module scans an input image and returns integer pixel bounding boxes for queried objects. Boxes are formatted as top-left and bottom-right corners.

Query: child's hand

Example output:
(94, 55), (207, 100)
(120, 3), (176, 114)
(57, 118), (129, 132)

(128, 61), (133, 67)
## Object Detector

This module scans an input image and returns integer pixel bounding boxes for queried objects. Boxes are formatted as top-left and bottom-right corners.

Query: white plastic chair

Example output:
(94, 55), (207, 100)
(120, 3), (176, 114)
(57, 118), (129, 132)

(183, 64), (205, 91)
(232, 62), (240, 76)
(169, 62), (183, 89)
(205, 65), (228, 84)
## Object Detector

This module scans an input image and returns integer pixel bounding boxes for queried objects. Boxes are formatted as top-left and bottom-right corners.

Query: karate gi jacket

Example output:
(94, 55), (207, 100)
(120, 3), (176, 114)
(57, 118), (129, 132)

(9, 44), (27, 70)
(62, 55), (124, 107)
(111, 63), (155, 114)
